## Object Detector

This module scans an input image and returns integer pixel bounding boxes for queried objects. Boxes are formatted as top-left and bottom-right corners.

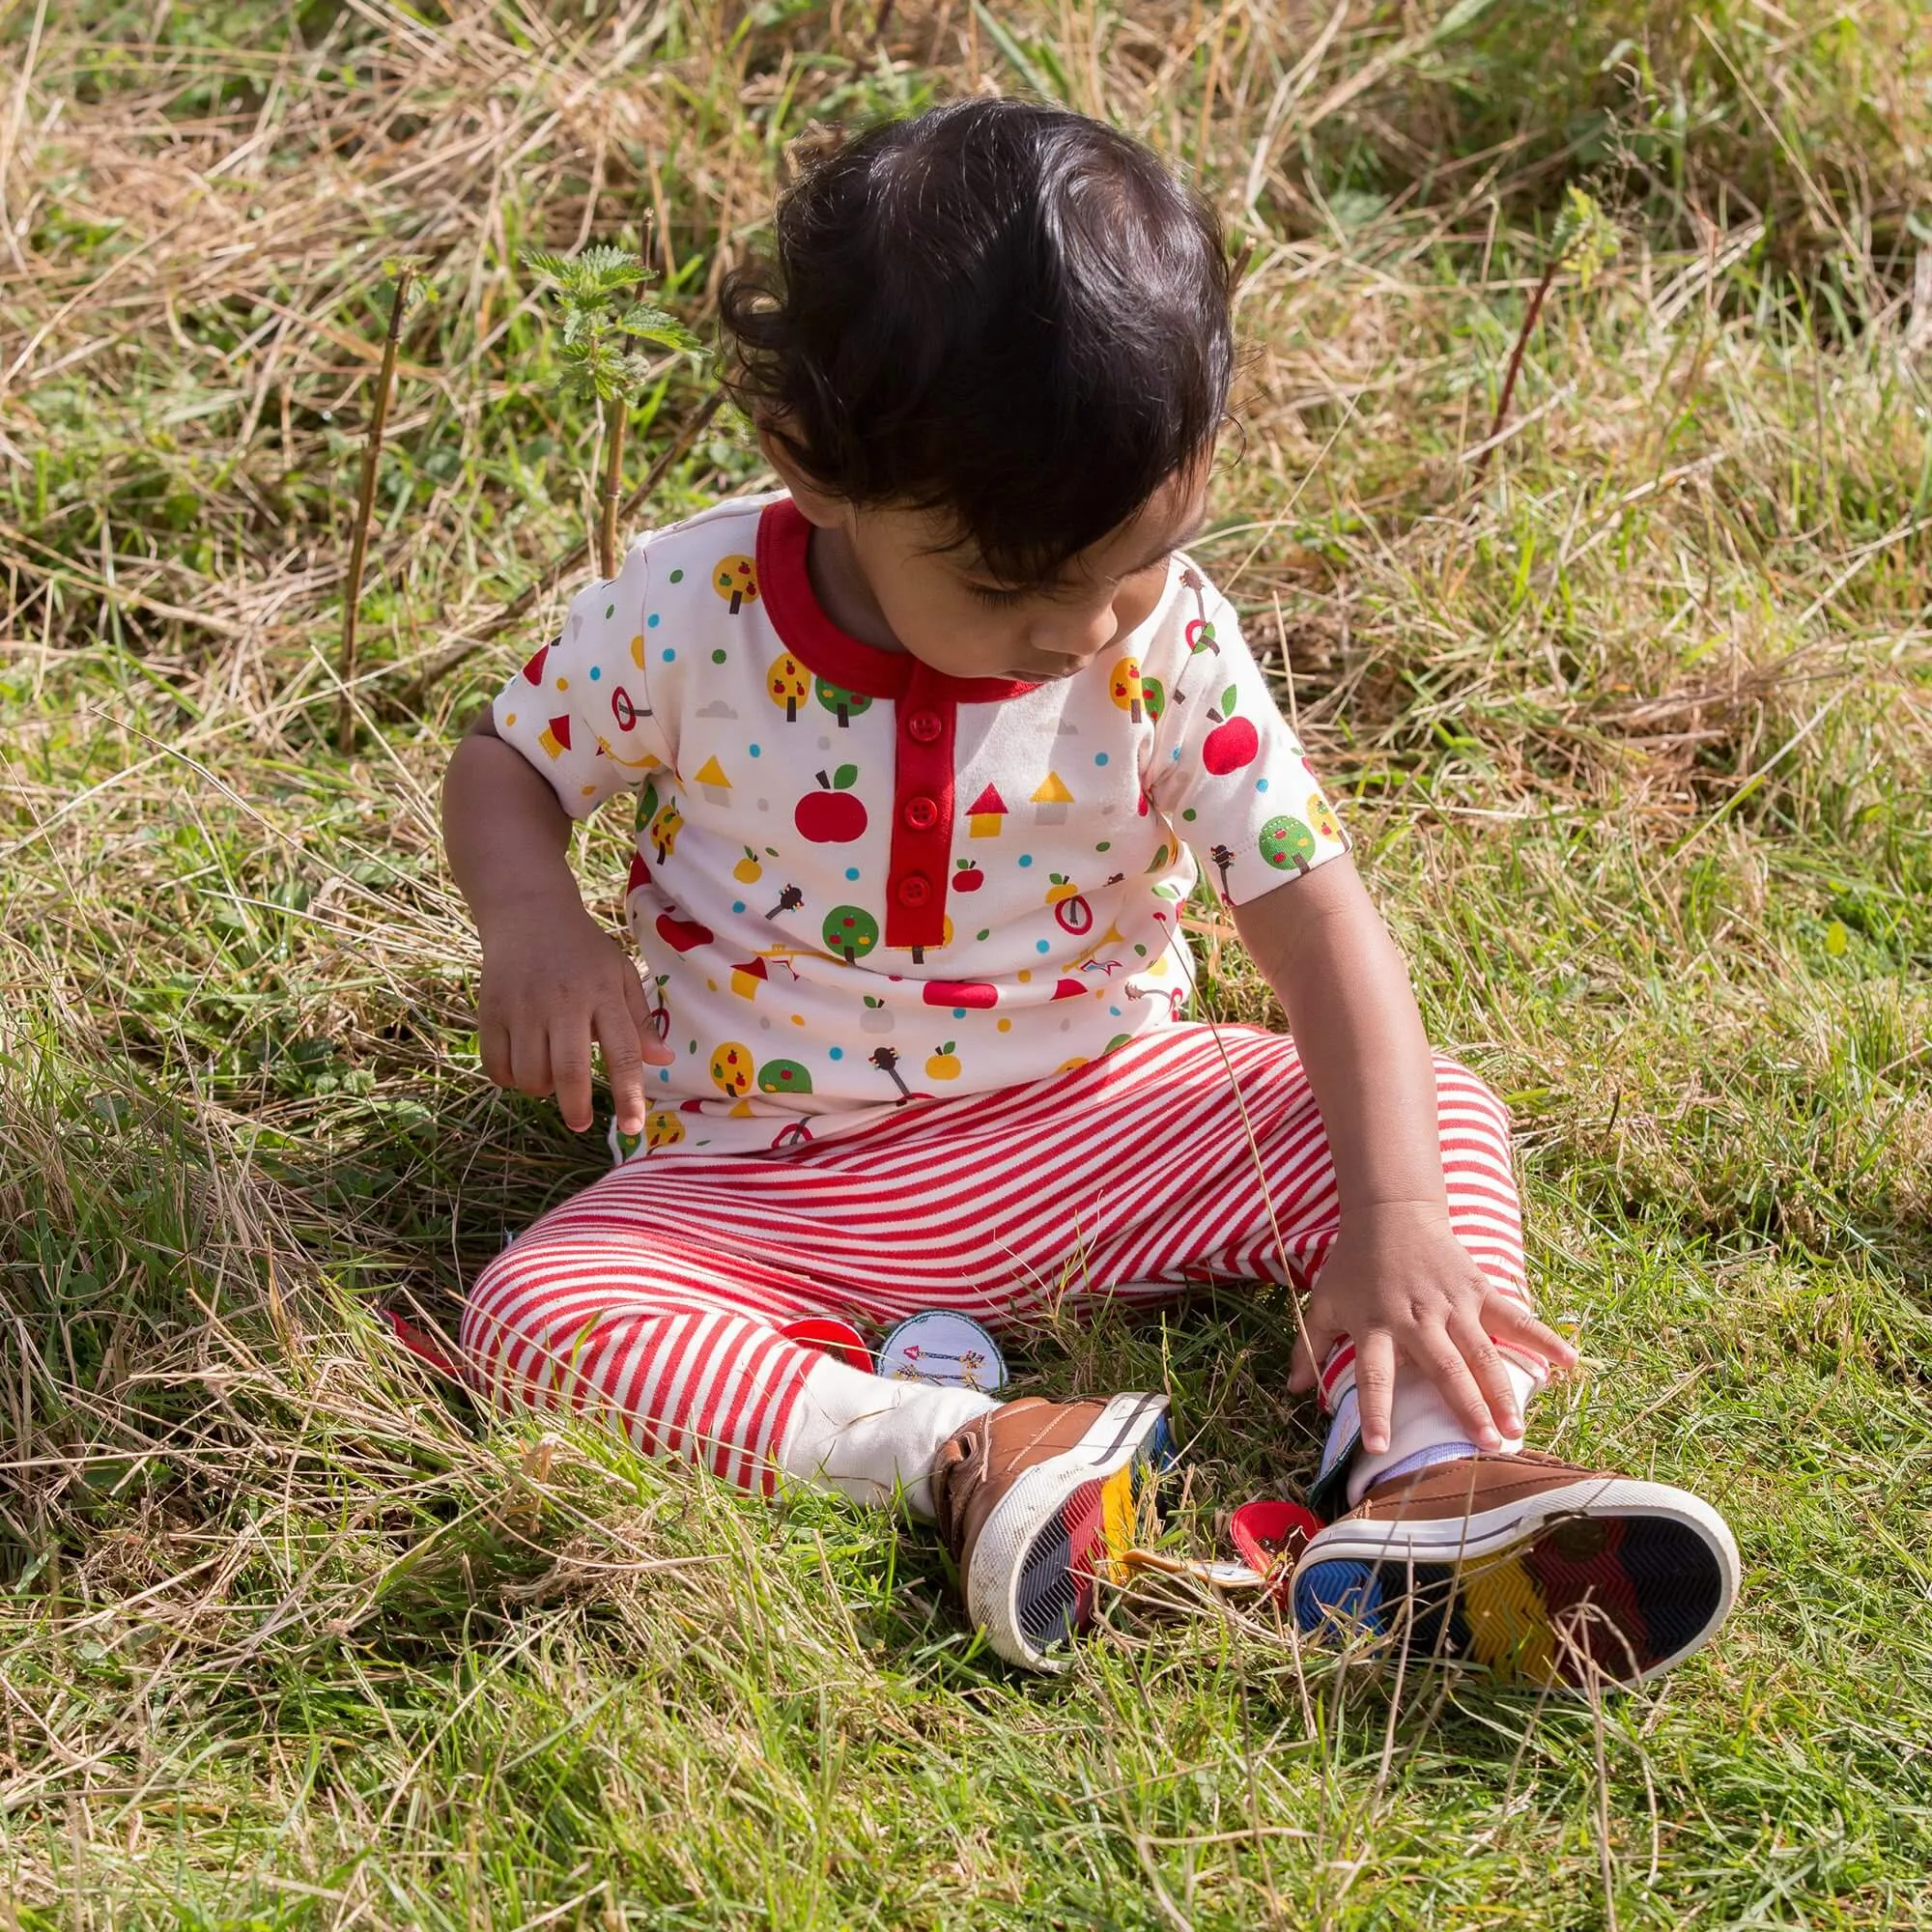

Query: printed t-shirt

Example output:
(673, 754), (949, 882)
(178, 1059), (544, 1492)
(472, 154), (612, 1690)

(492, 492), (1349, 1155)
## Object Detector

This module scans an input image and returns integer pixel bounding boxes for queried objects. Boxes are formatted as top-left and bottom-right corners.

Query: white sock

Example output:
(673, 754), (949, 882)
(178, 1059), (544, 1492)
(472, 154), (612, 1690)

(1344, 1357), (1543, 1508)
(775, 1355), (1000, 1518)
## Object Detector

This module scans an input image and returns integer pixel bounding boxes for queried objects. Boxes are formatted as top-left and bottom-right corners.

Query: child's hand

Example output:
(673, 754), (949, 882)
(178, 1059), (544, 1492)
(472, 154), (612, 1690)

(475, 898), (675, 1137)
(1286, 1201), (1578, 1455)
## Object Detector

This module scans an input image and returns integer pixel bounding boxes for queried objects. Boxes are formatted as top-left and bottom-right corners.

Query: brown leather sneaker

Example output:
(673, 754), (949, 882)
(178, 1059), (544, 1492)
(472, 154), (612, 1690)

(929, 1392), (1172, 1671)
(1288, 1450), (1740, 1689)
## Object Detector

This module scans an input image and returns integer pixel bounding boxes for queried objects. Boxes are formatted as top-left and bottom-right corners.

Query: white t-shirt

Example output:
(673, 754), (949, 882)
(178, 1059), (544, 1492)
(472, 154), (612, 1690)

(493, 492), (1348, 1155)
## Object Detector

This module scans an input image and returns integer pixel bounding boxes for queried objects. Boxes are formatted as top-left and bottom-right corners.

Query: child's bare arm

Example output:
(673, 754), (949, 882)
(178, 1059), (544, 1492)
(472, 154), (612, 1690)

(443, 712), (672, 1136)
(1232, 860), (1576, 1454)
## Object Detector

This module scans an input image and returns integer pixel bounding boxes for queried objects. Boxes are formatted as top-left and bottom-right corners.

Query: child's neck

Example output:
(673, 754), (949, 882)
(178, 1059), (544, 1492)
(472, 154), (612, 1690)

(806, 522), (906, 655)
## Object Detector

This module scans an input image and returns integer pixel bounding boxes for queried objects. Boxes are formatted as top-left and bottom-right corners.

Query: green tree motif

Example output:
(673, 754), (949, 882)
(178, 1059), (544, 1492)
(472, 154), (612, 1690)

(1258, 815), (1318, 876)
(814, 678), (872, 727)
(822, 905), (880, 963)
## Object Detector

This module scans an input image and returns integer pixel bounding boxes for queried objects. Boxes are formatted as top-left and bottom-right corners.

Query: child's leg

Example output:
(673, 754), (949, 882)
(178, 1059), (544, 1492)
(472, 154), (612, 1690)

(467, 1028), (1523, 1513)
(1015, 1025), (1539, 1496)
(462, 1198), (996, 1512)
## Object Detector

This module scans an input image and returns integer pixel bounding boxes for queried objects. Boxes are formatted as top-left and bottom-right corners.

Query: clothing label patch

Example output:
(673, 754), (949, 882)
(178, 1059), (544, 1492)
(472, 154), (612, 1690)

(876, 1311), (1008, 1392)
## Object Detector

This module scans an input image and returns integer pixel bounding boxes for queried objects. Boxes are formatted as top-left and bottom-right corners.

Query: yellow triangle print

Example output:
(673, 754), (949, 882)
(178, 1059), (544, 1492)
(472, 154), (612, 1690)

(693, 754), (731, 787)
(1032, 771), (1073, 804)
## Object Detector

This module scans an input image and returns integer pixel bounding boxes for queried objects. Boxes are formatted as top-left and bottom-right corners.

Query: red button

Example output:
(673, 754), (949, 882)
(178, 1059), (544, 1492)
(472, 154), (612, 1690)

(902, 795), (939, 832)
(896, 875), (931, 908)
(906, 709), (943, 744)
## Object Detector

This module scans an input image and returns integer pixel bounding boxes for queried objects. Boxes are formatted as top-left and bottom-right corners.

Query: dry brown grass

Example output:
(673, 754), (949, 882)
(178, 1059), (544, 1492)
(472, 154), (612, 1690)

(2, 3), (1930, 1925)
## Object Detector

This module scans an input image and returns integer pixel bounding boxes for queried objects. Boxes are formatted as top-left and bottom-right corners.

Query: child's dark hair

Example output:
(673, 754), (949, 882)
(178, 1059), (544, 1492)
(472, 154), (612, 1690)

(720, 99), (1233, 585)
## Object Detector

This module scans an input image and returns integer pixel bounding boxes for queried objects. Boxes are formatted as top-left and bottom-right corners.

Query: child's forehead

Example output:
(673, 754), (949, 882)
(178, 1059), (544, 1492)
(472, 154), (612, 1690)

(911, 468), (1209, 589)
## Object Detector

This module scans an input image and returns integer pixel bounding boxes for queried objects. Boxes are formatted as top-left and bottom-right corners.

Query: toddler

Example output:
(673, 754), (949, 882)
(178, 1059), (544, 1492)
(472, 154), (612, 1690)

(442, 99), (1738, 1684)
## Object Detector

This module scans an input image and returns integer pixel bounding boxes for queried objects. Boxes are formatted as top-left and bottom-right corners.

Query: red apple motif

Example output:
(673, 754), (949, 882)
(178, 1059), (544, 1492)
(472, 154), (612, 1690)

(654, 912), (713, 953)
(1201, 684), (1260, 774)
(794, 764), (867, 843)
(923, 980), (999, 1009)
(953, 859), (984, 894)
(626, 852), (651, 895)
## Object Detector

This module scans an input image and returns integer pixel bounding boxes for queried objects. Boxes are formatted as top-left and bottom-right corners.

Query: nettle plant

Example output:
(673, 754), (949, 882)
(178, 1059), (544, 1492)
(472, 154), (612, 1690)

(524, 243), (702, 578)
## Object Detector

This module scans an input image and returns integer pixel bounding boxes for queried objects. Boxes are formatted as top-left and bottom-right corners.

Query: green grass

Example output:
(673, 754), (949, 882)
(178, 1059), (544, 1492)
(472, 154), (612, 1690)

(3, 1), (1930, 1925)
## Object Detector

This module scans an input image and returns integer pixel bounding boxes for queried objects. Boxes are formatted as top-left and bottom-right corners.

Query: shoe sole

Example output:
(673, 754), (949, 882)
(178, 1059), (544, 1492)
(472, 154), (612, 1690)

(965, 1392), (1173, 1673)
(1289, 1475), (1741, 1690)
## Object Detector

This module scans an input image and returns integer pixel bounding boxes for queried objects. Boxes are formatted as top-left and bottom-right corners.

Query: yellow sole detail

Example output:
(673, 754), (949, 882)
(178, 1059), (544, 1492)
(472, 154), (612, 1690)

(1458, 1553), (1560, 1684)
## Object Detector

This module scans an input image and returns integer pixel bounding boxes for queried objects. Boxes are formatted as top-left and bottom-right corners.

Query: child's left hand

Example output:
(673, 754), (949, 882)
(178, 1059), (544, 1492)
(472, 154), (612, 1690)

(1285, 1199), (1577, 1455)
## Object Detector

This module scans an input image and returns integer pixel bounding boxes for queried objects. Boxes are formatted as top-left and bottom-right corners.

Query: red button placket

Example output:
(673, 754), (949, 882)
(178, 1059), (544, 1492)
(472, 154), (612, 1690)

(884, 664), (957, 953)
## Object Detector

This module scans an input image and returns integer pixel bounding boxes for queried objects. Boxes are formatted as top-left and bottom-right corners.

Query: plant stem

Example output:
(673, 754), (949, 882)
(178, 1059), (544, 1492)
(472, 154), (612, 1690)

(598, 399), (626, 580)
(1471, 256), (1558, 483)
(338, 263), (412, 753)
(387, 386), (724, 712)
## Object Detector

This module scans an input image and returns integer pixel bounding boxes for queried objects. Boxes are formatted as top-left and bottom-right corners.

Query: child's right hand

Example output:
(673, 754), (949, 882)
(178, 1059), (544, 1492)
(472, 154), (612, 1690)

(475, 900), (674, 1136)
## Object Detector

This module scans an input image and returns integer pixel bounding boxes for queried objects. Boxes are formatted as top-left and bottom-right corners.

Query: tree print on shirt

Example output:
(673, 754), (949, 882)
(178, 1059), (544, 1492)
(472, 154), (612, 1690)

(647, 796), (684, 863)
(709, 1041), (754, 1097)
(714, 554), (758, 614)
(1260, 815), (1318, 876)
(767, 652), (810, 721)
(868, 1045), (928, 1105)
(757, 1057), (812, 1095)
(823, 904), (879, 963)
(814, 678), (872, 727)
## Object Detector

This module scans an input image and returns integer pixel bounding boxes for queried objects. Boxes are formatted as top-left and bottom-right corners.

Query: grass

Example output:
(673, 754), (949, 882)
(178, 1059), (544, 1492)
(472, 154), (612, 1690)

(2, 0), (1929, 1924)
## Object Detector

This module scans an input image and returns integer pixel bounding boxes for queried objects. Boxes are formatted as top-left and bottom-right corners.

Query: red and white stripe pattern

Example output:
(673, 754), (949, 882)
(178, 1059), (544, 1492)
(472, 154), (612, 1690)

(461, 1025), (1526, 1494)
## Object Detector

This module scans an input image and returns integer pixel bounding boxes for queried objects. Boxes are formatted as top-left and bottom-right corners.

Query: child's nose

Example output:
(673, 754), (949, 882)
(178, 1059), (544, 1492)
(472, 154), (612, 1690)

(1030, 601), (1119, 665)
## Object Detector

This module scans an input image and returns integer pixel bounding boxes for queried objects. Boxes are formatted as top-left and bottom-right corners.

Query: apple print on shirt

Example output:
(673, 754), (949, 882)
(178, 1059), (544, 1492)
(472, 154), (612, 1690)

(492, 491), (1347, 1155)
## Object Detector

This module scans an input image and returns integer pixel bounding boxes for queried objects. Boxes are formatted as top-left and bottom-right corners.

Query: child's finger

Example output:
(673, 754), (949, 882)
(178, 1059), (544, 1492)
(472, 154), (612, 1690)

(1448, 1312), (1521, 1439)
(621, 969), (674, 1066)
(548, 1020), (596, 1133)
(1411, 1331), (1505, 1452)
(594, 1000), (648, 1133)
(1488, 1296), (1578, 1370)
(1352, 1330), (1397, 1456)
(509, 1022), (554, 1103)
(1286, 1328), (1317, 1392)
(1286, 1304), (1343, 1393)
(480, 1020), (514, 1090)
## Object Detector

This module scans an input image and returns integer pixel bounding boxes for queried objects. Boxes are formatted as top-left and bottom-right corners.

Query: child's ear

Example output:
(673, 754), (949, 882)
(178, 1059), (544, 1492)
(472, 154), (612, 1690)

(755, 419), (847, 531)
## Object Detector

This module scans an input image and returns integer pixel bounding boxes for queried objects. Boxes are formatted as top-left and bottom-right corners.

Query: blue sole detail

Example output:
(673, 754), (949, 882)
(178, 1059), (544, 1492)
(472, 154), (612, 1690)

(1294, 1558), (1385, 1635)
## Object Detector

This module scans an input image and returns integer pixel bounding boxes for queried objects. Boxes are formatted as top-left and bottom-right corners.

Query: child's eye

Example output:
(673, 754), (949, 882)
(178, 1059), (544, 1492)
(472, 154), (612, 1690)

(966, 582), (1028, 611)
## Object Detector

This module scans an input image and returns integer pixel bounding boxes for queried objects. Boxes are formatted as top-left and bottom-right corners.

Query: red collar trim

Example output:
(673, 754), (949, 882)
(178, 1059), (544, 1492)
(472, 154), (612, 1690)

(755, 497), (1038, 704)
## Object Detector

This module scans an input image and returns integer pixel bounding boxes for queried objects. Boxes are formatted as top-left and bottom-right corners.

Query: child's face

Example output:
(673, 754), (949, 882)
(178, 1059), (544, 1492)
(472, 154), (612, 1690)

(855, 468), (1208, 682)
(773, 433), (1208, 683)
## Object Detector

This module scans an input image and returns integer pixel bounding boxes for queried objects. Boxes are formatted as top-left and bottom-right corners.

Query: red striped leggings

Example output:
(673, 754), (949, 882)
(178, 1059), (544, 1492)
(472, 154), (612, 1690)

(462, 1026), (1526, 1495)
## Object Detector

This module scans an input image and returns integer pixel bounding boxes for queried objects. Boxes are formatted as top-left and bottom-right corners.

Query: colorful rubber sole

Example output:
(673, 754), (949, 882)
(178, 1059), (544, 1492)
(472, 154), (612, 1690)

(1013, 1411), (1174, 1657)
(1293, 1510), (1728, 1688)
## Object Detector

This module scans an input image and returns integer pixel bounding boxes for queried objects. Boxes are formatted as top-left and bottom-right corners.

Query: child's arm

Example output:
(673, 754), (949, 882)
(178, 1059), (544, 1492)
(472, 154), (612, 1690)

(1232, 858), (1577, 1456)
(442, 712), (673, 1136)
